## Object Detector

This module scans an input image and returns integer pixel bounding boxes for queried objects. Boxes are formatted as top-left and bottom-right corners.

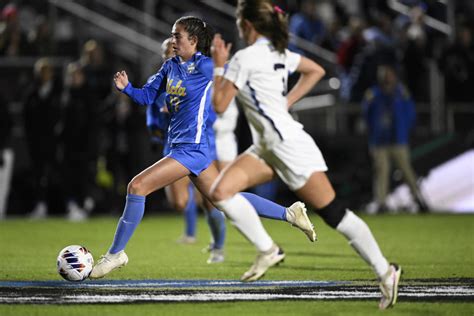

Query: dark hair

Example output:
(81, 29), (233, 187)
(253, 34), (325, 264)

(237, 0), (288, 53)
(175, 16), (215, 57)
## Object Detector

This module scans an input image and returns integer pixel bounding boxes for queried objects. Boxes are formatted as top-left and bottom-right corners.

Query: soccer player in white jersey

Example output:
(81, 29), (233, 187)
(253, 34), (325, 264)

(210, 0), (401, 310)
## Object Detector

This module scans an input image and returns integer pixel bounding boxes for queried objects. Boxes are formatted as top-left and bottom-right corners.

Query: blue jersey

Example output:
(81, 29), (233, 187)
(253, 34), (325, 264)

(123, 52), (214, 145)
(146, 91), (217, 157)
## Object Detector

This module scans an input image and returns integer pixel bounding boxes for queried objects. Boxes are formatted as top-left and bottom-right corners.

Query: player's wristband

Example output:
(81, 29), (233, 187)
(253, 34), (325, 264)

(213, 67), (225, 77)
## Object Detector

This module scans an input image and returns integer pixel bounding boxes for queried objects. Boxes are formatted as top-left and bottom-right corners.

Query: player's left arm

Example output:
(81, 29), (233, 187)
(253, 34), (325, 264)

(287, 56), (325, 108)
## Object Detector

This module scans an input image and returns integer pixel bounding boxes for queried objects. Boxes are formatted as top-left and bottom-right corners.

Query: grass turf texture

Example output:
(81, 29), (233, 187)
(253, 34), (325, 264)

(1, 213), (473, 315)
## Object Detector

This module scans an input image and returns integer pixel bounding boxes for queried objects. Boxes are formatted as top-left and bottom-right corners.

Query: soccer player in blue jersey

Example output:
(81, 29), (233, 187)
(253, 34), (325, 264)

(147, 38), (226, 263)
(90, 16), (314, 281)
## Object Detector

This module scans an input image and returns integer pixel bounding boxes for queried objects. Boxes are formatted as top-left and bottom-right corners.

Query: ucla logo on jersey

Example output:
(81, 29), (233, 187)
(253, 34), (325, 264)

(187, 63), (196, 74)
(166, 79), (186, 97)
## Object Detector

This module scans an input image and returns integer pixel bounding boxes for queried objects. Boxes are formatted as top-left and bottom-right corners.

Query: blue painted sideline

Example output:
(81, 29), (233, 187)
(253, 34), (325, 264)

(0, 279), (346, 288)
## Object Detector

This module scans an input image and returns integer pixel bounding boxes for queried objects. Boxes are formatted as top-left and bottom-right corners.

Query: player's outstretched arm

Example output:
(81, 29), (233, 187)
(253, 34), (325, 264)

(114, 70), (129, 91)
(287, 57), (325, 108)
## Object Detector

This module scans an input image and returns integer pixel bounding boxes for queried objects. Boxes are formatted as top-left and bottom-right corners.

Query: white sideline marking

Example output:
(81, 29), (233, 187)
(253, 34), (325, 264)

(1, 286), (473, 304)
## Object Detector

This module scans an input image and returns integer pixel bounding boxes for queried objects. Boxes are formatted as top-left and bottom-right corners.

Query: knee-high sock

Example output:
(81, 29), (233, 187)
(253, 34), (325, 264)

(240, 192), (287, 221)
(206, 208), (226, 250)
(336, 210), (390, 278)
(109, 194), (145, 254)
(215, 193), (273, 252)
(184, 184), (198, 237)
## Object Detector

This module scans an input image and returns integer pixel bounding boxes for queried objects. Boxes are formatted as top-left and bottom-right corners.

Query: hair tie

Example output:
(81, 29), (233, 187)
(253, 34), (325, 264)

(274, 5), (284, 14)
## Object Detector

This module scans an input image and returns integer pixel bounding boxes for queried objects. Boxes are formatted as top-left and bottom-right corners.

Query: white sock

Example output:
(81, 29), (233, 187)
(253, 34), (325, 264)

(215, 193), (273, 252)
(336, 210), (390, 278)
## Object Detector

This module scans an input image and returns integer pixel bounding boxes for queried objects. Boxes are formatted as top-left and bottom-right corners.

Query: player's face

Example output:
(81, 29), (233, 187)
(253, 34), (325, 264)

(171, 23), (197, 61)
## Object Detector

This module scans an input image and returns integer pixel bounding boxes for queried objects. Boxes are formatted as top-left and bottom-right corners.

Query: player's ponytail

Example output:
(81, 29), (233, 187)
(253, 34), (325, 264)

(237, 0), (289, 54)
(175, 16), (215, 57)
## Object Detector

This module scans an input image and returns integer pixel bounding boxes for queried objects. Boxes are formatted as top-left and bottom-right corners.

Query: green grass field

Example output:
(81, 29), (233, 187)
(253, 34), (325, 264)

(1, 213), (473, 315)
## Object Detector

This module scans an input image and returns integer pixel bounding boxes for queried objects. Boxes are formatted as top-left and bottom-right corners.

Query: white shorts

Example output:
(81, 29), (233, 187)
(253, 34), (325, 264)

(246, 131), (328, 191)
(214, 100), (239, 162)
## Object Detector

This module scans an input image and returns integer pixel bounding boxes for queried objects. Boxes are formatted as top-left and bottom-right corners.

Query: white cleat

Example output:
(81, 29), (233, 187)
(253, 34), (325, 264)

(241, 244), (285, 282)
(89, 250), (128, 279)
(207, 249), (225, 264)
(286, 202), (317, 242)
(379, 263), (402, 310)
(176, 235), (197, 244)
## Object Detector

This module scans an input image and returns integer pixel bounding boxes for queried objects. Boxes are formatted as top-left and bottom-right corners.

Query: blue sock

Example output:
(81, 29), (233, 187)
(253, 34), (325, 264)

(184, 184), (198, 237)
(109, 194), (145, 254)
(206, 208), (226, 250)
(241, 192), (287, 221)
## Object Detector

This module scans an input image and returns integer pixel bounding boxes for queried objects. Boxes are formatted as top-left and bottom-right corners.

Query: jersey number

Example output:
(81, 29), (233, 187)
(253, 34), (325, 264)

(274, 63), (287, 96)
(169, 96), (181, 113)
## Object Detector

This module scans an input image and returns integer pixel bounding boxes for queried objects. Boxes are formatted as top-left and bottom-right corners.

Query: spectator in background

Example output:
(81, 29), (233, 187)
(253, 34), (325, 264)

(59, 63), (96, 221)
(337, 16), (366, 101)
(0, 99), (13, 219)
(0, 3), (26, 56)
(23, 58), (63, 219)
(348, 11), (396, 102)
(439, 24), (474, 103)
(288, 0), (326, 54)
(26, 15), (54, 55)
(400, 4), (429, 102)
(102, 86), (146, 214)
(362, 64), (427, 214)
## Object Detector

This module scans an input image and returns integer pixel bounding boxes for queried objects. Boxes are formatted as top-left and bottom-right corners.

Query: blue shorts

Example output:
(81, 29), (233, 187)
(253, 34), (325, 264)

(207, 128), (217, 161)
(167, 142), (213, 176)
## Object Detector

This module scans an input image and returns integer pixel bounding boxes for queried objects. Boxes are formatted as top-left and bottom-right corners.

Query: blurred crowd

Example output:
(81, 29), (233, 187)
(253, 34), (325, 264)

(0, 0), (473, 219)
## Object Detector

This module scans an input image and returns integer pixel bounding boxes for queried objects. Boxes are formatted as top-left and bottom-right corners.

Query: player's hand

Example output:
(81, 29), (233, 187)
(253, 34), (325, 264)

(211, 34), (232, 68)
(113, 70), (129, 91)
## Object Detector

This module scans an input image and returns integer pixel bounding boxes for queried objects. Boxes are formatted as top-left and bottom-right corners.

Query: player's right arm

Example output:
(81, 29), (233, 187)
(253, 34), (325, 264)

(114, 64), (168, 106)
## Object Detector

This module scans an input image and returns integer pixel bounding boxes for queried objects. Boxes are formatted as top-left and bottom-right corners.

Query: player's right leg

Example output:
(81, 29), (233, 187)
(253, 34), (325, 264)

(90, 157), (190, 279)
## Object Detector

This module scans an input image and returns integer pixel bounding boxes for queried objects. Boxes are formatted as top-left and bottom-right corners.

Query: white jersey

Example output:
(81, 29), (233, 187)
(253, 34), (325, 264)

(225, 37), (303, 148)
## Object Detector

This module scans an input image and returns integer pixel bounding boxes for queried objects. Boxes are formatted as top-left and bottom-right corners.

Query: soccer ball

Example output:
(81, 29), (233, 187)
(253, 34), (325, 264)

(57, 245), (94, 282)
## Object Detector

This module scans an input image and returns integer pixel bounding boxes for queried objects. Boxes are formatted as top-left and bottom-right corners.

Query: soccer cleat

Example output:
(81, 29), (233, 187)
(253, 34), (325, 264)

(241, 244), (285, 282)
(207, 249), (225, 264)
(379, 263), (402, 310)
(286, 202), (317, 242)
(176, 235), (197, 244)
(89, 250), (128, 279)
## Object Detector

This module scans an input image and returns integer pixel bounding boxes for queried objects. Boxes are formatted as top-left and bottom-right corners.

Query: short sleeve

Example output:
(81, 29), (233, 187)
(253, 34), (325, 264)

(285, 49), (301, 74)
(224, 51), (250, 90)
(197, 57), (214, 81)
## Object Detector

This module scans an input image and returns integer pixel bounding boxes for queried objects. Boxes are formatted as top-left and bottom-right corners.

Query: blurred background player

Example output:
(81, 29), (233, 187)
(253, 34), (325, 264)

(23, 58), (62, 219)
(211, 0), (401, 309)
(362, 64), (428, 213)
(0, 97), (13, 219)
(59, 62), (97, 221)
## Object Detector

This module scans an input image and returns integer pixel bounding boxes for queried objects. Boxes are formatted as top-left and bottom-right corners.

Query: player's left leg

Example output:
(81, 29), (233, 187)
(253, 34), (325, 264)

(195, 163), (285, 281)
(295, 171), (401, 309)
